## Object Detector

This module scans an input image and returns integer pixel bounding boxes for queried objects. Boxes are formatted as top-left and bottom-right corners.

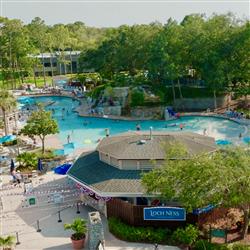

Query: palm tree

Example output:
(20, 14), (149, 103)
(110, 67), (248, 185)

(0, 90), (17, 135)
(0, 235), (15, 250)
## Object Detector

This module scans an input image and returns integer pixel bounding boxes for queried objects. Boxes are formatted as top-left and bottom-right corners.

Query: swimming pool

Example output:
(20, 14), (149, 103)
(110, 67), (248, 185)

(18, 96), (248, 149)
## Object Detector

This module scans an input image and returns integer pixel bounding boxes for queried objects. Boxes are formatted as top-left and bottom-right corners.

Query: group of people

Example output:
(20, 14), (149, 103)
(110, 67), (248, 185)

(225, 109), (245, 119)
(88, 108), (102, 115)
(165, 123), (185, 130)
(136, 123), (189, 131)
(61, 108), (71, 120)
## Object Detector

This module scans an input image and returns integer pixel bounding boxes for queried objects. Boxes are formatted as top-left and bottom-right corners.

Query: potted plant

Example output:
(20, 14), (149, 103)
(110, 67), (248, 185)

(0, 235), (15, 250)
(64, 218), (87, 249)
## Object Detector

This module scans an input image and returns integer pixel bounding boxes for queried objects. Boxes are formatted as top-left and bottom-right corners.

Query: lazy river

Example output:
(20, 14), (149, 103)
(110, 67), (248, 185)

(18, 96), (247, 150)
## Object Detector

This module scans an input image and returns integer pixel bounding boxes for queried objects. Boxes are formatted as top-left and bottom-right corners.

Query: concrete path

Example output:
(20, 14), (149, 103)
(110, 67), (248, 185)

(0, 172), (179, 250)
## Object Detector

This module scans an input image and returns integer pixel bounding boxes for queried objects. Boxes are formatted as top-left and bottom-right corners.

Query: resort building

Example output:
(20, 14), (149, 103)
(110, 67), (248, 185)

(67, 130), (217, 226)
(33, 51), (81, 76)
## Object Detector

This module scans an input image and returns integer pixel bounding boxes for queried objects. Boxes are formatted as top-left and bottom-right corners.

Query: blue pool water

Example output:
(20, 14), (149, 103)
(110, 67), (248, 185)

(18, 96), (247, 149)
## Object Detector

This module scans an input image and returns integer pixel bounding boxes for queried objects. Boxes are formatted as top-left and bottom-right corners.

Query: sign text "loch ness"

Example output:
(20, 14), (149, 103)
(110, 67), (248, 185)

(143, 207), (186, 221)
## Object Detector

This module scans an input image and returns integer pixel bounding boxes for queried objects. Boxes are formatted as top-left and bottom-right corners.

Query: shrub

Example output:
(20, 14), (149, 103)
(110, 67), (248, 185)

(0, 235), (16, 249)
(35, 149), (54, 160)
(131, 90), (145, 107)
(194, 240), (228, 250)
(194, 241), (250, 250)
(16, 152), (37, 171)
(230, 244), (250, 250)
(3, 139), (17, 146)
(89, 84), (106, 99)
(108, 217), (171, 244)
(172, 224), (199, 247)
(103, 86), (114, 98)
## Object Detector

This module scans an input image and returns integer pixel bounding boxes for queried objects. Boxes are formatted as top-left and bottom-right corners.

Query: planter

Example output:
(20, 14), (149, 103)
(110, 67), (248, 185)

(65, 218), (87, 249)
(71, 236), (85, 249)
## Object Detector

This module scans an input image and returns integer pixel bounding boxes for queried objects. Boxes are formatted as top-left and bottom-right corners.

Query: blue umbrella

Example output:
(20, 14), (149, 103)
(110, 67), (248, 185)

(37, 158), (43, 171)
(10, 159), (15, 173)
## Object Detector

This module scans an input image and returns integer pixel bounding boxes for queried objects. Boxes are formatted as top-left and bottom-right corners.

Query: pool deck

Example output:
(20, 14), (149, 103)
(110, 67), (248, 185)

(0, 172), (180, 250)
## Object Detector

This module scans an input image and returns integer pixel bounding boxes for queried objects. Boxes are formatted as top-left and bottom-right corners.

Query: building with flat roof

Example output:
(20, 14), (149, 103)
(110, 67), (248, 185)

(33, 51), (81, 76)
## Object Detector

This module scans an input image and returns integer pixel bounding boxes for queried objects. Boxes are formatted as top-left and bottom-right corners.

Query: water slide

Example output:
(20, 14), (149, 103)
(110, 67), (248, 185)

(167, 107), (177, 117)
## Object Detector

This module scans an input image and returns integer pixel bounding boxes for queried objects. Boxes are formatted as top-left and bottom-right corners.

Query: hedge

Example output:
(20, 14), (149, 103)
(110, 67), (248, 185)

(108, 217), (171, 244)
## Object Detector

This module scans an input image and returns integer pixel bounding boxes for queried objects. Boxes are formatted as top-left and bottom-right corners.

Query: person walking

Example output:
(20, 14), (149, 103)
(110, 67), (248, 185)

(203, 128), (207, 136)
(67, 134), (71, 144)
(136, 123), (141, 131)
(239, 133), (242, 139)
(15, 171), (22, 187)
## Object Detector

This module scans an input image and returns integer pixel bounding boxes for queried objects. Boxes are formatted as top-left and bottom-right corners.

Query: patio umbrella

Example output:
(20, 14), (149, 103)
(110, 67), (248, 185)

(37, 158), (43, 171)
(10, 159), (15, 173)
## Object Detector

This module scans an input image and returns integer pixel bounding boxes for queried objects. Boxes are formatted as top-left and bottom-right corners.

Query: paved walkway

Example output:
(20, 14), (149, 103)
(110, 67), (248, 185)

(0, 172), (179, 250)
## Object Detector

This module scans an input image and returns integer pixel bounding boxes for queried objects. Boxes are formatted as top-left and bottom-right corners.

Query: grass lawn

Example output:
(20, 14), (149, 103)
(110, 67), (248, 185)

(0, 72), (78, 89)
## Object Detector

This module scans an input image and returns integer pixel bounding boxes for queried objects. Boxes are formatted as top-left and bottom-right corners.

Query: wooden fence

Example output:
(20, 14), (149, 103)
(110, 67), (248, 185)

(107, 198), (197, 229)
(107, 198), (233, 229)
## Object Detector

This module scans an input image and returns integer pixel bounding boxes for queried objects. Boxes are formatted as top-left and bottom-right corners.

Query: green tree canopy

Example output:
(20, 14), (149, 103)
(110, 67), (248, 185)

(131, 90), (145, 106)
(20, 109), (59, 153)
(142, 144), (250, 238)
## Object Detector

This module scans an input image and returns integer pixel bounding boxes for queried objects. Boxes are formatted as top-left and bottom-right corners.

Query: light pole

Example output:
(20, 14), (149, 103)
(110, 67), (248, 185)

(0, 23), (5, 88)
(14, 111), (20, 155)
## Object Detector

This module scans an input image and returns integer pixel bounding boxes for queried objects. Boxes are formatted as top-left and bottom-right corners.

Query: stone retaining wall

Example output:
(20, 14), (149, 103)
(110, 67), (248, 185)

(131, 106), (164, 119)
(174, 95), (230, 111)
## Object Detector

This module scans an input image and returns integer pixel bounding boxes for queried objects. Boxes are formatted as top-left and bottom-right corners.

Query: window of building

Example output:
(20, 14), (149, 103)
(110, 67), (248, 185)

(44, 62), (51, 67)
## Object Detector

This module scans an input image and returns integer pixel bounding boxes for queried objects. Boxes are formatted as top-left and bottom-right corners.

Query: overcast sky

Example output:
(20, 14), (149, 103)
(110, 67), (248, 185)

(1, 0), (249, 27)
